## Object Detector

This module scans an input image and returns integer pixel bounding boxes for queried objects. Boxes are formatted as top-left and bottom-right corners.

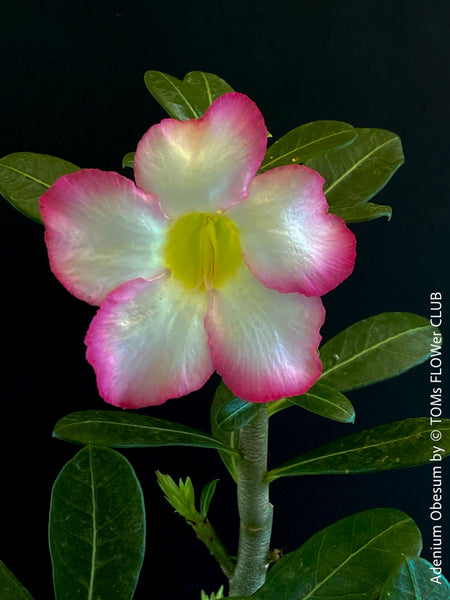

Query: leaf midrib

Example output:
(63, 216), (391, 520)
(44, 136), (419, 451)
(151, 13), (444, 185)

(297, 390), (353, 420)
(200, 71), (213, 106)
(262, 128), (353, 170)
(159, 72), (200, 118)
(320, 324), (429, 379)
(324, 136), (396, 195)
(269, 422), (450, 477)
(218, 402), (259, 428)
(0, 162), (51, 188)
(405, 558), (421, 599)
(56, 417), (237, 453)
(299, 518), (410, 600)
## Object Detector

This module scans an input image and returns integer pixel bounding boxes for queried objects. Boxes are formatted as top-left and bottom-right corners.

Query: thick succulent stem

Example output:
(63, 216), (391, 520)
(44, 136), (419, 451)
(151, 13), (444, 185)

(229, 406), (272, 596)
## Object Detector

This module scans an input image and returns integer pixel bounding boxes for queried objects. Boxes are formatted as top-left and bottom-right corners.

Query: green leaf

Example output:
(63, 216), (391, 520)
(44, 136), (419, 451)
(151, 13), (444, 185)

(49, 445), (145, 600)
(380, 556), (450, 599)
(305, 128), (404, 223)
(265, 418), (450, 481)
(200, 479), (219, 518)
(0, 152), (79, 223)
(201, 585), (225, 600)
(53, 410), (238, 455)
(268, 382), (355, 423)
(122, 152), (135, 169)
(156, 472), (199, 521)
(216, 396), (262, 432)
(319, 312), (436, 392)
(211, 382), (242, 481)
(144, 70), (234, 120)
(259, 120), (356, 172)
(333, 201), (393, 223)
(0, 560), (34, 600)
(257, 508), (422, 600)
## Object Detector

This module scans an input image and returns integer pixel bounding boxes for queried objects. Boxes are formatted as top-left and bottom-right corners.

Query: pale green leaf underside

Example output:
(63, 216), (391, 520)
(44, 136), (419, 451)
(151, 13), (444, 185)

(49, 445), (145, 600)
(319, 312), (435, 392)
(305, 128), (404, 223)
(257, 508), (422, 600)
(260, 120), (356, 171)
(144, 70), (234, 120)
(0, 560), (34, 600)
(266, 418), (450, 481)
(54, 410), (238, 455)
(0, 152), (79, 223)
(380, 556), (450, 600)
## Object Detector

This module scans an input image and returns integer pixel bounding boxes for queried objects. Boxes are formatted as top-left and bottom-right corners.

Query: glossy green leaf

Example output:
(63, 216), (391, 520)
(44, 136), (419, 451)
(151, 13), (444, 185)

(259, 120), (356, 172)
(211, 382), (242, 481)
(319, 312), (435, 392)
(305, 128), (404, 222)
(268, 382), (355, 423)
(200, 479), (219, 518)
(257, 508), (422, 600)
(54, 410), (238, 455)
(144, 70), (234, 120)
(216, 396), (262, 431)
(0, 152), (79, 223)
(122, 152), (135, 169)
(266, 418), (450, 481)
(334, 201), (392, 222)
(380, 556), (450, 599)
(0, 560), (34, 600)
(49, 445), (145, 600)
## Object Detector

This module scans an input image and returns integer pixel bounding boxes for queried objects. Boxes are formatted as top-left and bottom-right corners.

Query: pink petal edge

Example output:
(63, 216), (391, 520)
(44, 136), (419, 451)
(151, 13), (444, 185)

(205, 266), (325, 403)
(228, 164), (357, 297)
(134, 92), (268, 218)
(40, 169), (168, 306)
(85, 275), (215, 408)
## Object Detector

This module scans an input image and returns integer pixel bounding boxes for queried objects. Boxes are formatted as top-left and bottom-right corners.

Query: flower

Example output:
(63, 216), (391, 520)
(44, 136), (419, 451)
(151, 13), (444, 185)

(40, 93), (356, 408)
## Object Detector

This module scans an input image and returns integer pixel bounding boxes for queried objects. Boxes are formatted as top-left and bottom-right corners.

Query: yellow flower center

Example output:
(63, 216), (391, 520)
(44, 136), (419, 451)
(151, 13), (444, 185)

(164, 212), (242, 290)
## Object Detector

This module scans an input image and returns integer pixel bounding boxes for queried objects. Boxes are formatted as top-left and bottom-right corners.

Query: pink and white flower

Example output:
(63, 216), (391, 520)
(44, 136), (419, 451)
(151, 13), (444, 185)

(40, 93), (356, 408)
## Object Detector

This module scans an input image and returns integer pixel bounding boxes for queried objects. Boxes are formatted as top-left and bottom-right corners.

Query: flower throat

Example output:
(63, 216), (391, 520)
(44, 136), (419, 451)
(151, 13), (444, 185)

(164, 212), (242, 290)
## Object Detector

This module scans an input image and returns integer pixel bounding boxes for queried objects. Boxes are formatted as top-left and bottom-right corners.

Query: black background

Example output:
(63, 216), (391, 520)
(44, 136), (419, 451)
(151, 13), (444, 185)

(1, 1), (449, 598)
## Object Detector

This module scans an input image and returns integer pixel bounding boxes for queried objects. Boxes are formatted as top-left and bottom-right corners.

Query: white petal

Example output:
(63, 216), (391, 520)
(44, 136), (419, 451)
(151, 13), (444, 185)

(85, 275), (214, 408)
(134, 93), (267, 218)
(40, 169), (169, 305)
(229, 166), (356, 296)
(206, 265), (324, 402)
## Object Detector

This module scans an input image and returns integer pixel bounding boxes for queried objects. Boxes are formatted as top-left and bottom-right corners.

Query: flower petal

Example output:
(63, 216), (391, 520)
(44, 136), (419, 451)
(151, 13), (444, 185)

(205, 265), (324, 402)
(134, 93), (267, 218)
(228, 165), (356, 296)
(85, 275), (214, 408)
(40, 169), (169, 305)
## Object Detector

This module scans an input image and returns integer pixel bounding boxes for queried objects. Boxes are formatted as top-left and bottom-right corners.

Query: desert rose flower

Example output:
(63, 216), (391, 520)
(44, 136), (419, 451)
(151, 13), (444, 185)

(40, 93), (356, 408)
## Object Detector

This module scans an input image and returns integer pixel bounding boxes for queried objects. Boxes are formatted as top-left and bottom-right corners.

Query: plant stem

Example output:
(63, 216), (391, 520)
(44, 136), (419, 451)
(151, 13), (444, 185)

(188, 516), (236, 579)
(229, 406), (272, 597)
